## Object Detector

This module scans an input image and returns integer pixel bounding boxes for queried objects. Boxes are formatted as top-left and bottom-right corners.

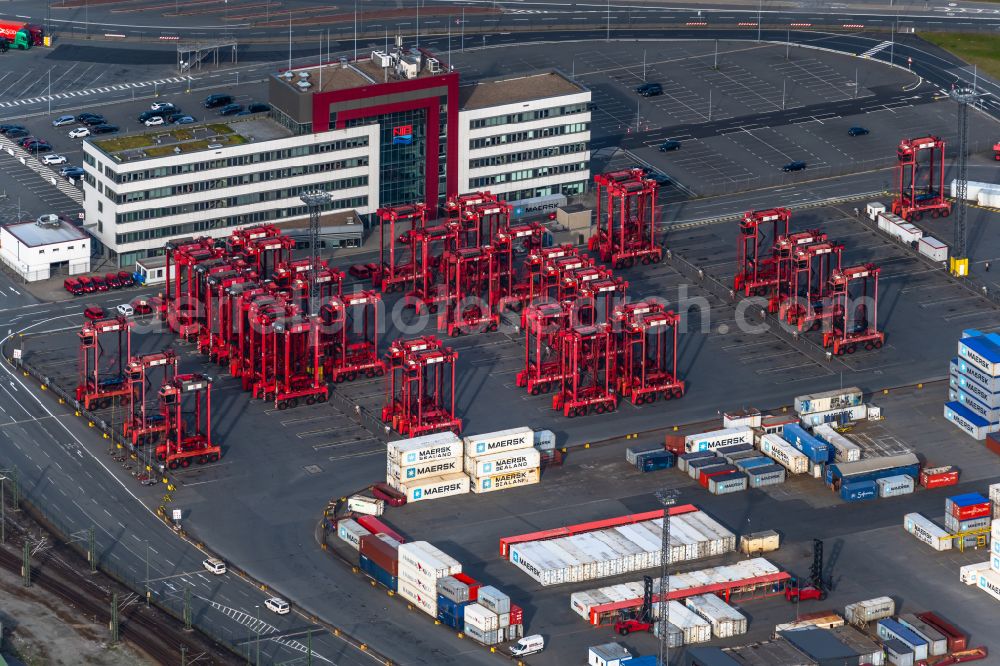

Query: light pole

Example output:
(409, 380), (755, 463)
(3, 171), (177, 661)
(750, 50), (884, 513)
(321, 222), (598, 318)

(47, 69), (51, 115)
(145, 540), (150, 607)
(757, 0), (762, 42)
(656, 488), (680, 666)
(255, 605), (261, 666)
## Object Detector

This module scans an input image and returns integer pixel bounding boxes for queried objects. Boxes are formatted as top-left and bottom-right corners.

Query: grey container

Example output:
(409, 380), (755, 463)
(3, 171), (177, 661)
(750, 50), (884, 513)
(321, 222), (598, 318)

(437, 575), (471, 604)
(724, 450), (762, 464)
(477, 586), (511, 614)
(876, 474), (915, 498)
(687, 457), (723, 479)
(626, 442), (664, 466)
(678, 451), (717, 472)
(715, 443), (754, 459)
(748, 464), (787, 488)
(898, 614), (948, 657)
(463, 623), (499, 646)
(944, 514), (990, 534)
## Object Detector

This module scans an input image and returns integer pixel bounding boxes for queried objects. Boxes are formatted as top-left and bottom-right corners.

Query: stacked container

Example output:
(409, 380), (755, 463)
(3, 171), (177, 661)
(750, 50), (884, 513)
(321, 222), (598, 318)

(684, 593), (747, 638)
(811, 423), (861, 462)
(759, 433), (809, 474)
(782, 424), (832, 464)
(336, 518), (370, 549)
(989, 483), (1000, 519)
(945, 493), (992, 547)
(436, 573), (479, 629)
(683, 426), (754, 453)
(464, 603), (500, 645)
(946, 329), (1000, 440)
(462, 427), (541, 494)
(903, 513), (952, 551)
(652, 601), (712, 646)
(397, 541), (462, 617)
(386, 433), (468, 502)
(461, 585), (517, 645)
(795, 387), (866, 428)
(359, 533), (401, 591)
(877, 619), (929, 661)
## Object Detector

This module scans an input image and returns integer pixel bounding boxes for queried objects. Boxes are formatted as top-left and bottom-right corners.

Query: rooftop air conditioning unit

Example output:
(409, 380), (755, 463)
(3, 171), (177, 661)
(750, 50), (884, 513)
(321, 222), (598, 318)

(297, 70), (310, 79)
(427, 58), (441, 73)
(339, 56), (349, 69)
(297, 80), (312, 91)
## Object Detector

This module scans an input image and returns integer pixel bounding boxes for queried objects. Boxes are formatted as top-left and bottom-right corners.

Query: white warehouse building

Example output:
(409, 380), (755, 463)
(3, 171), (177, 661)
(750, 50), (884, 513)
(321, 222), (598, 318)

(0, 217), (91, 281)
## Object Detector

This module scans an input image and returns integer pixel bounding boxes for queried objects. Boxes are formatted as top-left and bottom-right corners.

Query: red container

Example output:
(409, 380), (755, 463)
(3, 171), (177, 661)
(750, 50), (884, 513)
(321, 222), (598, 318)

(509, 604), (524, 625)
(665, 435), (685, 454)
(952, 502), (991, 521)
(699, 464), (737, 488)
(920, 466), (959, 489)
(452, 572), (481, 601)
(916, 611), (967, 652)
(355, 515), (405, 544)
(987, 434), (1000, 457)
(372, 482), (407, 506)
(359, 533), (399, 576)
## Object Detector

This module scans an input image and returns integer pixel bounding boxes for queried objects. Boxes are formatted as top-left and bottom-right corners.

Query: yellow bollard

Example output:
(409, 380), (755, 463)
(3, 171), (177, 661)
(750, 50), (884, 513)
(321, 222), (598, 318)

(88, 421), (95, 427)
(883, 389), (889, 395)
(584, 443), (590, 449)
(917, 383), (923, 389)
(75, 410), (81, 416)
(673, 425), (678, 431)
(40, 384), (47, 390)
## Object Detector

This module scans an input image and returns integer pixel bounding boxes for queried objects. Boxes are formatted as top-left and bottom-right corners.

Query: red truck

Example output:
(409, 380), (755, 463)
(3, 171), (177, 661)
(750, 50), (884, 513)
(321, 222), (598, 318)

(994, 141), (1000, 161)
(0, 21), (45, 49)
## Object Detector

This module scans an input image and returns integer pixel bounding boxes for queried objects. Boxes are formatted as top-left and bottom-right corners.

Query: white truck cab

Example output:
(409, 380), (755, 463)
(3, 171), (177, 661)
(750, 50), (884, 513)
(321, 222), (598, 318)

(510, 634), (544, 657)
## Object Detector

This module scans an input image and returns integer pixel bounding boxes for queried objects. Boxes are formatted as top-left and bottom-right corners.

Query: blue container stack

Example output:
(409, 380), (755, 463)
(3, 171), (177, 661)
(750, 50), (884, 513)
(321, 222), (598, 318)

(782, 424), (832, 464)
(946, 329), (1000, 440)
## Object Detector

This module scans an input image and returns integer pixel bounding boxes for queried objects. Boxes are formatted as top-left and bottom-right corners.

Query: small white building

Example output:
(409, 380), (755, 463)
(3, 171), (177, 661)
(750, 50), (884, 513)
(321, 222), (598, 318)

(0, 217), (90, 281)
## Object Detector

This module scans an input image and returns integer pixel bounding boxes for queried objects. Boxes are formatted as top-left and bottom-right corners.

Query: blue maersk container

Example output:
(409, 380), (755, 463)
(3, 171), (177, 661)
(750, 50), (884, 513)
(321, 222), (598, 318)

(840, 480), (878, 502)
(437, 594), (471, 628)
(735, 456), (773, 471)
(782, 424), (832, 464)
(360, 554), (398, 591)
(638, 451), (676, 472)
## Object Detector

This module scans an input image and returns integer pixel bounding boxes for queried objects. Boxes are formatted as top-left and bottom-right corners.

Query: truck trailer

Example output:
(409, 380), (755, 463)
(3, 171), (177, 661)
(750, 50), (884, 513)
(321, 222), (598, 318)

(0, 21), (44, 49)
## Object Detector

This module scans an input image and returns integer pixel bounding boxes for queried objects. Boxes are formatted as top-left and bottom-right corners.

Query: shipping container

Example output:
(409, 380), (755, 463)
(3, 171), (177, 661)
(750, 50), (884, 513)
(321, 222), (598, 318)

(795, 388), (863, 415)
(877, 618), (929, 661)
(359, 554), (398, 591)
(387, 457), (463, 483)
(739, 530), (780, 555)
(782, 424), (832, 463)
(346, 495), (385, 516)
(799, 403), (868, 428)
(359, 533), (400, 575)
(463, 622), (500, 646)
(388, 432), (463, 466)
(903, 513), (952, 551)
(841, 480), (878, 502)
(944, 401), (997, 441)
(684, 593), (747, 638)
(637, 451), (676, 472)
(708, 472), (748, 495)
(466, 448), (540, 478)
(812, 423), (862, 462)
(721, 450), (761, 465)
(653, 600), (712, 645)
(884, 638), (915, 666)
(464, 603), (500, 631)
(398, 541), (462, 579)
(866, 201), (886, 221)
(735, 456), (773, 471)
(826, 453), (921, 489)
(916, 612), (967, 652)
(437, 573), (480, 604)
(397, 578), (438, 617)
(395, 473), (470, 502)
(684, 426), (754, 453)
(436, 598), (469, 629)
(626, 442), (663, 465)
(336, 518), (370, 549)
(957, 333), (1000, 376)
(759, 434), (810, 474)
(747, 464), (786, 488)
(876, 474), (915, 498)
(975, 568), (1000, 600)
(698, 463), (738, 487)
(898, 613), (948, 656)
(918, 236), (948, 262)
(919, 466), (959, 489)
(714, 443), (754, 460)
(687, 456), (724, 479)
(844, 597), (894, 625)
(470, 467), (541, 493)
(355, 515), (405, 544)
(951, 358), (1000, 393)
(950, 369), (1000, 409)
(477, 586), (511, 614)
(678, 451), (718, 472)
(943, 513), (990, 534)
(949, 386), (1000, 422)
(959, 561), (990, 585)
(896, 222), (923, 243)
(463, 426), (534, 457)
(724, 409), (762, 429)
(947, 493), (992, 520)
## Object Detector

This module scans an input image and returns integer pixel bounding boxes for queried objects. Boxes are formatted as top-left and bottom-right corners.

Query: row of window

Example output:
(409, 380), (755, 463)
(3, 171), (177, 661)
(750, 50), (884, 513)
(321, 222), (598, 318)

(468, 142), (587, 170)
(114, 196), (369, 245)
(468, 103), (589, 129)
(115, 157), (369, 204)
(97, 136), (370, 184)
(503, 180), (587, 202)
(468, 162), (588, 189)
(469, 123), (589, 150)
(115, 176), (368, 224)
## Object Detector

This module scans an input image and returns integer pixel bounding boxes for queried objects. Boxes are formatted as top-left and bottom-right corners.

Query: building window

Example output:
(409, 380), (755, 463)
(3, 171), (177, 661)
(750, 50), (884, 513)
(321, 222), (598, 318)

(468, 103), (588, 129)
(469, 123), (589, 150)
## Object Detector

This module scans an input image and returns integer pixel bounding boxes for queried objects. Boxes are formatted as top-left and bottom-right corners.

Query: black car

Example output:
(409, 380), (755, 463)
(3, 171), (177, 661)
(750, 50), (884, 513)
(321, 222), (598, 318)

(659, 140), (682, 152)
(81, 115), (108, 126)
(247, 102), (271, 113)
(137, 109), (168, 123)
(166, 111), (188, 123)
(782, 161), (807, 172)
(203, 93), (234, 109)
(90, 124), (119, 134)
(60, 166), (85, 178)
(848, 126), (870, 136)
(0, 124), (25, 134)
(76, 112), (103, 122)
(5, 127), (29, 138)
(218, 103), (243, 116)
(647, 172), (671, 187)
(26, 142), (53, 153)
(636, 82), (663, 97)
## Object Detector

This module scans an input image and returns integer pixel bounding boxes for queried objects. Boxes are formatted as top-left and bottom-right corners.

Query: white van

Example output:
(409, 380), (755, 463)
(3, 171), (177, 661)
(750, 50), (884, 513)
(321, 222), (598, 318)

(510, 634), (544, 657)
(265, 597), (290, 615)
(202, 557), (226, 575)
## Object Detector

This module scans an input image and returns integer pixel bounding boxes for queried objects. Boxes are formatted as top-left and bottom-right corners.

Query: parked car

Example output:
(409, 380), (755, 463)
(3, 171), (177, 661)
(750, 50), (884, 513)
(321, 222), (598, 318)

(78, 276), (95, 293)
(636, 82), (663, 97)
(782, 161), (807, 172)
(247, 102), (270, 113)
(42, 153), (67, 165)
(26, 142), (52, 153)
(138, 110), (166, 123)
(144, 116), (165, 127)
(659, 140), (682, 152)
(349, 263), (379, 280)
(60, 166), (85, 179)
(80, 115), (107, 126)
(203, 93), (234, 109)
(264, 597), (290, 615)
(52, 115), (76, 127)
(63, 278), (84, 296)
(218, 103), (243, 116)
(68, 127), (91, 138)
(131, 299), (153, 315)
(172, 115), (196, 125)
(92, 276), (109, 292)
(105, 272), (123, 289)
(115, 303), (134, 317)
(84, 306), (106, 321)
(848, 126), (870, 136)
(18, 136), (39, 148)
(202, 558), (227, 575)
(1, 124), (26, 136)
(151, 101), (176, 112)
(76, 112), (103, 123)
(117, 271), (135, 287)
(90, 124), (119, 134)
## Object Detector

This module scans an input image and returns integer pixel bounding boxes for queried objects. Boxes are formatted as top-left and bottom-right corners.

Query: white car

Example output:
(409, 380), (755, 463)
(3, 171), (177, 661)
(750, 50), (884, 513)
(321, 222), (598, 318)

(144, 116), (165, 127)
(42, 154), (67, 165)
(264, 597), (290, 615)
(150, 101), (175, 112)
(116, 303), (135, 317)
(68, 127), (91, 138)
(202, 557), (226, 575)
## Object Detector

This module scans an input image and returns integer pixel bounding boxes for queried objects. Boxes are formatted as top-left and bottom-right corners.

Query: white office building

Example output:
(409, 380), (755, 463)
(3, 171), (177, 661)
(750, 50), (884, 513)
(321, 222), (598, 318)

(0, 217), (90, 281)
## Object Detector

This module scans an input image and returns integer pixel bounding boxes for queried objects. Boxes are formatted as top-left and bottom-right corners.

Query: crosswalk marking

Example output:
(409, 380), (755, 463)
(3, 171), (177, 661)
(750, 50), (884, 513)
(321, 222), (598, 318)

(860, 41), (893, 58)
(199, 597), (334, 663)
(0, 76), (187, 109)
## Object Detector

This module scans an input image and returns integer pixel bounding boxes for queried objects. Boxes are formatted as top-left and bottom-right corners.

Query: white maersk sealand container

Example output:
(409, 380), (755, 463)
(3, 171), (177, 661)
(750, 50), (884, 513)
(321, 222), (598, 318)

(684, 426), (754, 453)
(395, 473), (469, 503)
(684, 593), (747, 638)
(464, 426), (534, 458)
(759, 434), (809, 474)
(795, 387), (863, 415)
(387, 457), (463, 485)
(812, 423), (862, 462)
(467, 448), (540, 478)
(960, 562), (991, 585)
(471, 468), (541, 494)
(799, 404), (868, 428)
(903, 513), (952, 551)
(388, 432), (463, 467)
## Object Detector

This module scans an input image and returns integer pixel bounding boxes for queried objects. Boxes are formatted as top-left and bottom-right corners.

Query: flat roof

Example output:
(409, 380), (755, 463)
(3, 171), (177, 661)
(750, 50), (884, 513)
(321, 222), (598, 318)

(91, 116), (290, 164)
(3, 220), (88, 247)
(274, 62), (375, 94)
(458, 71), (585, 111)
